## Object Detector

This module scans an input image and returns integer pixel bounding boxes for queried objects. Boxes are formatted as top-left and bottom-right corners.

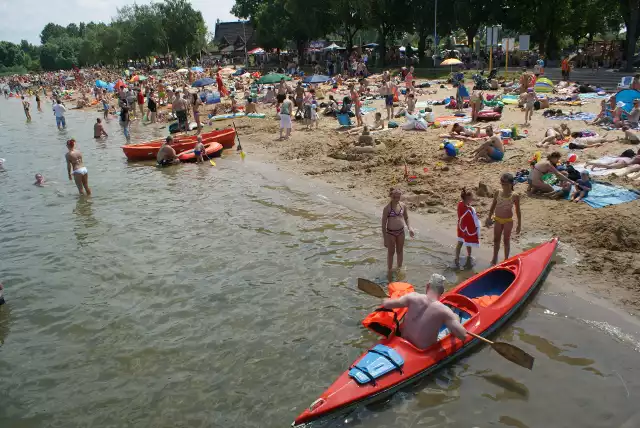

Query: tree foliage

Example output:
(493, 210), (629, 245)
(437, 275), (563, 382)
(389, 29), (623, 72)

(0, 0), (208, 71)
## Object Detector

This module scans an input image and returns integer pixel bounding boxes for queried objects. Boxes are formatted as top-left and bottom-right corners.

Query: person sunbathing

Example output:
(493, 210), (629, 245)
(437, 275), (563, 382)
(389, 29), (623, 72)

(587, 151), (640, 170)
(567, 134), (617, 149)
(536, 124), (571, 147)
(450, 123), (489, 138)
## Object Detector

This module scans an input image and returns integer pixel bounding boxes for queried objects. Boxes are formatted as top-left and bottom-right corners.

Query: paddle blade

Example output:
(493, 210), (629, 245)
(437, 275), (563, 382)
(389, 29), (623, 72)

(210, 159), (216, 166)
(240, 150), (246, 160)
(491, 342), (535, 370)
(357, 278), (389, 298)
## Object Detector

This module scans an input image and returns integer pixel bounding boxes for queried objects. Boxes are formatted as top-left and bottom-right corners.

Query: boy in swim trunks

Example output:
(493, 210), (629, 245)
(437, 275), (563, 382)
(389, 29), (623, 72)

(523, 88), (536, 126)
(94, 118), (108, 138)
(65, 139), (91, 196)
(193, 135), (205, 164)
(486, 172), (521, 264)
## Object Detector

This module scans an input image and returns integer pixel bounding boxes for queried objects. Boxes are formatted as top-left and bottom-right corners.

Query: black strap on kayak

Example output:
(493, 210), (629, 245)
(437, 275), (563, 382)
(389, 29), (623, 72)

(352, 365), (377, 386)
(373, 308), (402, 338)
(368, 349), (403, 374)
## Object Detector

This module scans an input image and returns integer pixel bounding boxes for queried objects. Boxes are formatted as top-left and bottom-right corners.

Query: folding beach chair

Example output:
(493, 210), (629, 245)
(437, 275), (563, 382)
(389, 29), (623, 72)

(337, 113), (353, 127)
(618, 76), (633, 90)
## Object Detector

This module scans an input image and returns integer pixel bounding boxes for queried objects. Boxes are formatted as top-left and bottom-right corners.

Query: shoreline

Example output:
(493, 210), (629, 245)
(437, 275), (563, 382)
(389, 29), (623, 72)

(218, 99), (640, 317)
(244, 156), (640, 343)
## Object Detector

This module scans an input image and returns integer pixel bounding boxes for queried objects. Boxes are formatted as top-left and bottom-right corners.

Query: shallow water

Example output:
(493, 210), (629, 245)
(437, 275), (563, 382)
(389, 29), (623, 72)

(0, 99), (639, 428)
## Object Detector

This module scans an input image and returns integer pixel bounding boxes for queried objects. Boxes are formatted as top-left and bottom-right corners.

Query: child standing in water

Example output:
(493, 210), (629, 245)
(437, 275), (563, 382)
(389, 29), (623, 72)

(486, 173), (521, 264)
(455, 188), (480, 268)
(193, 135), (205, 164)
(381, 188), (415, 280)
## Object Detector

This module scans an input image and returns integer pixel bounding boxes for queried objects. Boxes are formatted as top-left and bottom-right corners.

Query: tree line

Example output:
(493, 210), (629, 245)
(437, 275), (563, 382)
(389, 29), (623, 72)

(232, 0), (634, 69)
(0, 0), (206, 74)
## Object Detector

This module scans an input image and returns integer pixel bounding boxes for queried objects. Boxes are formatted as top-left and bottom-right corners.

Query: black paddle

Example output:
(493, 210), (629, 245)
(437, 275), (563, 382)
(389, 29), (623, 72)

(356, 278), (535, 370)
(232, 121), (242, 151)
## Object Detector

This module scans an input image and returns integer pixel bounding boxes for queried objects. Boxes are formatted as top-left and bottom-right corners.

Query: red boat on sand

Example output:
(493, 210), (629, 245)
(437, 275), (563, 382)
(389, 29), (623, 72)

(121, 128), (235, 161)
(292, 238), (558, 427)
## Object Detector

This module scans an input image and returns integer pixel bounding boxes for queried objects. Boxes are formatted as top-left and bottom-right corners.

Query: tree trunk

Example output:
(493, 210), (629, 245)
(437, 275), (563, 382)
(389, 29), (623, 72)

(296, 39), (306, 66)
(345, 28), (354, 55)
(625, 0), (639, 71)
(379, 26), (387, 66)
(464, 27), (477, 51)
(417, 29), (427, 63)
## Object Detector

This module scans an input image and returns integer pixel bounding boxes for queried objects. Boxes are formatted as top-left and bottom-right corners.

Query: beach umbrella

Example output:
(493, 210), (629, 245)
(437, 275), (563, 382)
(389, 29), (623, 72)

(303, 74), (331, 84)
(440, 58), (463, 66)
(191, 66), (204, 72)
(232, 68), (246, 76)
(363, 43), (379, 48)
(248, 47), (265, 54)
(324, 43), (345, 51)
(256, 73), (292, 84)
(534, 77), (554, 93)
(177, 68), (189, 74)
(95, 80), (108, 88)
(114, 79), (126, 90)
(192, 77), (216, 87)
(129, 75), (148, 82)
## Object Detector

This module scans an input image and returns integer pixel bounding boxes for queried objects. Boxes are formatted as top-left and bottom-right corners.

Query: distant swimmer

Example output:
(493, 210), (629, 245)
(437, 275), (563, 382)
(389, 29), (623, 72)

(35, 93), (42, 112)
(21, 96), (32, 121)
(65, 139), (91, 195)
(53, 99), (67, 130)
(34, 173), (45, 186)
(94, 118), (108, 138)
(0, 282), (4, 305)
(156, 136), (180, 167)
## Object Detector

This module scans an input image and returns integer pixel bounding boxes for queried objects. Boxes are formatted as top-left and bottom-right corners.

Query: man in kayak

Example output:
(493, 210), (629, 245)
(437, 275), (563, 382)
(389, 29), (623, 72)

(157, 136), (180, 167)
(381, 274), (468, 349)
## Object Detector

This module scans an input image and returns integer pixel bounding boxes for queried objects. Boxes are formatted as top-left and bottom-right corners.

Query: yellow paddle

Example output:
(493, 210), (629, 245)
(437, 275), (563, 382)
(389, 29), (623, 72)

(356, 278), (535, 370)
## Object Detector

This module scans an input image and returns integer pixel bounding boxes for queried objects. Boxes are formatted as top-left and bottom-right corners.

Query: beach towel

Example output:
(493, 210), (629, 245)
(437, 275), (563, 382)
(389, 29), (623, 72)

(361, 106), (377, 114)
(436, 116), (472, 126)
(457, 202), (480, 247)
(549, 112), (596, 122)
(502, 95), (519, 105)
(578, 93), (609, 100)
(557, 182), (639, 208)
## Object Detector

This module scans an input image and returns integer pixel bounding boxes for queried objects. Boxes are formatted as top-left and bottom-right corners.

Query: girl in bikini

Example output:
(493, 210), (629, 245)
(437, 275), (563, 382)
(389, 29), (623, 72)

(381, 188), (415, 280)
(486, 173), (521, 265)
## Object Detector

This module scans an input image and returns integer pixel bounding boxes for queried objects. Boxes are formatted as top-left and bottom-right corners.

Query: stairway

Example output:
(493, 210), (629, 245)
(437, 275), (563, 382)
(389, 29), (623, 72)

(540, 67), (625, 91)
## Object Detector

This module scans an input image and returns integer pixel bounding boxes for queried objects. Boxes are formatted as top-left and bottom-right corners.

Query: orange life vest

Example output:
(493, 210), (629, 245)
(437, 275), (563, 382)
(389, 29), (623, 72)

(362, 282), (415, 337)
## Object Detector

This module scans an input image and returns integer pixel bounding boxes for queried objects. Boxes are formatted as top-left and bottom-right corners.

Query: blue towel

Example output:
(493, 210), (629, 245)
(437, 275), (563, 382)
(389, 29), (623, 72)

(361, 106), (377, 113)
(557, 182), (639, 208)
(549, 112), (596, 122)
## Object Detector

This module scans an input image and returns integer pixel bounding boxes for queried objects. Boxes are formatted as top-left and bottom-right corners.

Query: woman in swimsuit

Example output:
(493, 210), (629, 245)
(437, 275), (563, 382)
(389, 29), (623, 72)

(65, 139), (91, 196)
(529, 151), (574, 194)
(486, 173), (521, 265)
(536, 124), (570, 147)
(349, 83), (363, 127)
(191, 92), (202, 134)
(381, 188), (415, 280)
(587, 152), (640, 170)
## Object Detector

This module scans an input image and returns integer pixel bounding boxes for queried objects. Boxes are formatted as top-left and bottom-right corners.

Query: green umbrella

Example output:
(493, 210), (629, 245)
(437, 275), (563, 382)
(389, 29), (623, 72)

(256, 73), (292, 84)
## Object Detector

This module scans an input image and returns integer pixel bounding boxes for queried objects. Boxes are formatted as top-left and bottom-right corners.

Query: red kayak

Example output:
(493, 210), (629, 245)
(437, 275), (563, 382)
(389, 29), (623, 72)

(122, 128), (235, 161)
(292, 238), (558, 427)
(178, 142), (223, 162)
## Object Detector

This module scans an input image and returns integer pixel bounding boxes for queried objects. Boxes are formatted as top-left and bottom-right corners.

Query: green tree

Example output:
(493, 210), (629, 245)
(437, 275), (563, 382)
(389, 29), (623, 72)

(158, 0), (207, 61)
(368, 0), (410, 65)
(329, 0), (369, 53)
(40, 23), (66, 44)
(619, 0), (640, 70)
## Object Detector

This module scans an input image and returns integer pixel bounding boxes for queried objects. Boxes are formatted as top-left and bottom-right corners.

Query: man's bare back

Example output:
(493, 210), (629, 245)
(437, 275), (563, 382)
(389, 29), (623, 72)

(383, 292), (467, 349)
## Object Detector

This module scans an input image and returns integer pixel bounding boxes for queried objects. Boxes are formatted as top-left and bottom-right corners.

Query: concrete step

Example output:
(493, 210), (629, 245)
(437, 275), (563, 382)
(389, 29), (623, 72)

(540, 68), (624, 90)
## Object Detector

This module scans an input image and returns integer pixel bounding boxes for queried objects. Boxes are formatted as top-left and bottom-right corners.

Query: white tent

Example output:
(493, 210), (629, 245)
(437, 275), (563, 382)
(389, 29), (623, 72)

(324, 43), (345, 51)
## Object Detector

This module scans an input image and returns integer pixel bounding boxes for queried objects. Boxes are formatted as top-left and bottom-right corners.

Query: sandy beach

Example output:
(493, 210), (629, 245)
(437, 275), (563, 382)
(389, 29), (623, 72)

(208, 84), (640, 313)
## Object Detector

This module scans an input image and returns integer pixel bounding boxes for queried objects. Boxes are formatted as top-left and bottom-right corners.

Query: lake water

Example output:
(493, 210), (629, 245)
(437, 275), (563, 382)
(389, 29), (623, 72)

(1, 98), (639, 428)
